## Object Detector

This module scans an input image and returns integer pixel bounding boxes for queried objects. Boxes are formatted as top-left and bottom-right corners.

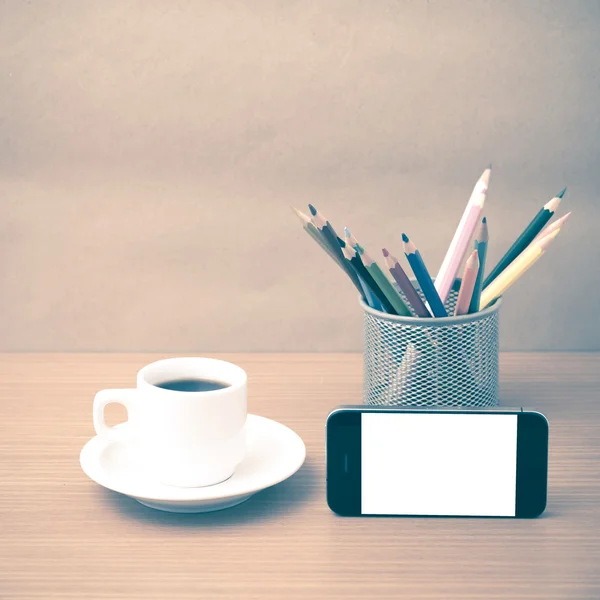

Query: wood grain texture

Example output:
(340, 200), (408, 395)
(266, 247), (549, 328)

(0, 353), (599, 599)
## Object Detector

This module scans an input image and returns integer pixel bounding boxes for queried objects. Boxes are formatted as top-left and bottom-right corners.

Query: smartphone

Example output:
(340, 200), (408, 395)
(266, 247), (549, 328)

(326, 406), (548, 518)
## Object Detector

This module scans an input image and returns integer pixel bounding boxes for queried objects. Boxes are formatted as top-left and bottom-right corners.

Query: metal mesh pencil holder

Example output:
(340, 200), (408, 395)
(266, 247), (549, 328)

(363, 279), (501, 408)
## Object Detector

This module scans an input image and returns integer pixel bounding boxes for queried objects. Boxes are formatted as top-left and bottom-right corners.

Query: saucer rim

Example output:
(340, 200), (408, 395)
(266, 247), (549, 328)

(80, 414), (306, 503)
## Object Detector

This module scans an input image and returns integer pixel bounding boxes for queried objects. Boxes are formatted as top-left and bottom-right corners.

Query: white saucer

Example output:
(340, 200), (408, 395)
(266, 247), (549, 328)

(80, 414), (306, 513)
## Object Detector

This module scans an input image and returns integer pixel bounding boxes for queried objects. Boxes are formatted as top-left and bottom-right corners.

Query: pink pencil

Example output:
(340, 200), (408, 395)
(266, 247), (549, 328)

(435, 166), (491, 305)
(454, 250), (480, 316)
(533, 211), (571, 242)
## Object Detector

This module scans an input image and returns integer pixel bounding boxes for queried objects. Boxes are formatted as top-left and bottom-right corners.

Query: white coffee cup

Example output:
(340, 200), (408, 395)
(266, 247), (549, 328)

(93, 357), (247, 488)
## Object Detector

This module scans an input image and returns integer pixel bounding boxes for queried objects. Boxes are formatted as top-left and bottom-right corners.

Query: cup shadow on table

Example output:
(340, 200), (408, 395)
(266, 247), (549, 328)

(99, 458), (320, 529)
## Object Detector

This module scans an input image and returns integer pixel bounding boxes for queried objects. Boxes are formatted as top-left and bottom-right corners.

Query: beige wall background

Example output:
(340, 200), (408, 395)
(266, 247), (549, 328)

(1, 0), (599, 352)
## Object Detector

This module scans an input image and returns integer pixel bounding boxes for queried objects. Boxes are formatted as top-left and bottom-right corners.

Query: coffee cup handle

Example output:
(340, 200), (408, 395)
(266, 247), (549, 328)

(93, 389), (137, 440)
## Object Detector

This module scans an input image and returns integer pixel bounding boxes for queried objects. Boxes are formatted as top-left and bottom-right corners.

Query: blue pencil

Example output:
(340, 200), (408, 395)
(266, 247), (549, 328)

(402, 233), (448, 318)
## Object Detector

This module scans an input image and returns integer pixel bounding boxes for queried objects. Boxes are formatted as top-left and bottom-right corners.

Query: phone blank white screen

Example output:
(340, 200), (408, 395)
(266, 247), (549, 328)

(361, 413), (518, 516)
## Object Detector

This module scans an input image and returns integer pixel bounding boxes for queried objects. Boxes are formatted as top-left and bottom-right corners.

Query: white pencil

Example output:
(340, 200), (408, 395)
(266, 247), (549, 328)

(435, 165), (491, 305)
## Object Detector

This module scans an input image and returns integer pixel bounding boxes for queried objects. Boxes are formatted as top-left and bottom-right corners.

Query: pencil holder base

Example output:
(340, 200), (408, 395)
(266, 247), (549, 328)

(362, 280), (500, 408)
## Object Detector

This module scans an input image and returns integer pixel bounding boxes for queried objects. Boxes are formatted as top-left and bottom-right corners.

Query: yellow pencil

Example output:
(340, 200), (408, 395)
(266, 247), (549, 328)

(479, 228), (561, 309)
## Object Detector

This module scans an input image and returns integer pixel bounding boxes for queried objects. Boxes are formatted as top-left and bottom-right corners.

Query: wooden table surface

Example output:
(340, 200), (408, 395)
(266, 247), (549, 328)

(1, 353), (599, 599)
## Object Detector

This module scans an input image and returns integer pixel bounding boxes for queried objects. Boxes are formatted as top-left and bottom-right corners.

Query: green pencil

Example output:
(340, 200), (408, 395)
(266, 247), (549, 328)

(483, 189), (564, 288)
(344, 227), (365, 255)
(359, 248), (412, 316)
(344, 227), (411, 314)
(343, 226), (411, 315)
(468, 217), (489, 313)
(342, 244), (398, 314)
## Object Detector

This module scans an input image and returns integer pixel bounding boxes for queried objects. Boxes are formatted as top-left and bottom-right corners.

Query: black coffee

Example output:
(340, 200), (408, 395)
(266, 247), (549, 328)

(155, 378), (230, 392)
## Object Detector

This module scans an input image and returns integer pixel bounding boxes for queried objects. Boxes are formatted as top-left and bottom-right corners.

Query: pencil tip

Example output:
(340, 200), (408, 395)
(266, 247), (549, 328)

(401, 233), (409, 243)
(482, 216), (487, 223)
(344, 226), (351, 237)
(557, 187), (567, 198)
(291, 206), (311, 224)
(487, 163), (492, 170)
(556, 211), (572, 226)
(382, 248), (389, 257)
(308, 204), (317, 216)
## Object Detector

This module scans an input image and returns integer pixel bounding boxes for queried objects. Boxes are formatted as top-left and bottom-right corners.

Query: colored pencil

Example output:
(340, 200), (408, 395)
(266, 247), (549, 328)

(402, 233), (448, 318)
(344, 227), (365, 255)
(343, 228), (383, 306)
(307, 204), (365, 293)
(435, 165), (491, 304)
(292, 206), (360, 287)
(343, 227), (411, 315)
(468, 217), (489, 313)
(382, 248), (432, 318)
(292, 207), (386, 308)
(454, 250), (480, 316)
(308, 204), (346, 262)
(360, 248), (412, 316)
(479, 229), (561, 310)
(335, 234), (385, 309)
(342, 244), (398, 314)
(336, 237), (383, 310)
(291, 207), (343, 265)
(483, 188), (564, 288)
(534, 211), (571, 242)
(361, 284), (385, 311)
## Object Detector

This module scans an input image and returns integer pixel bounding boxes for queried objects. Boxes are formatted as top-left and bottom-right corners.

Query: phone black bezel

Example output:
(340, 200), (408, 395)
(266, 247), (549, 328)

(326, 409), (362, 516)
(515, 411), (548, 517)
(326, 406), (548, 518)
